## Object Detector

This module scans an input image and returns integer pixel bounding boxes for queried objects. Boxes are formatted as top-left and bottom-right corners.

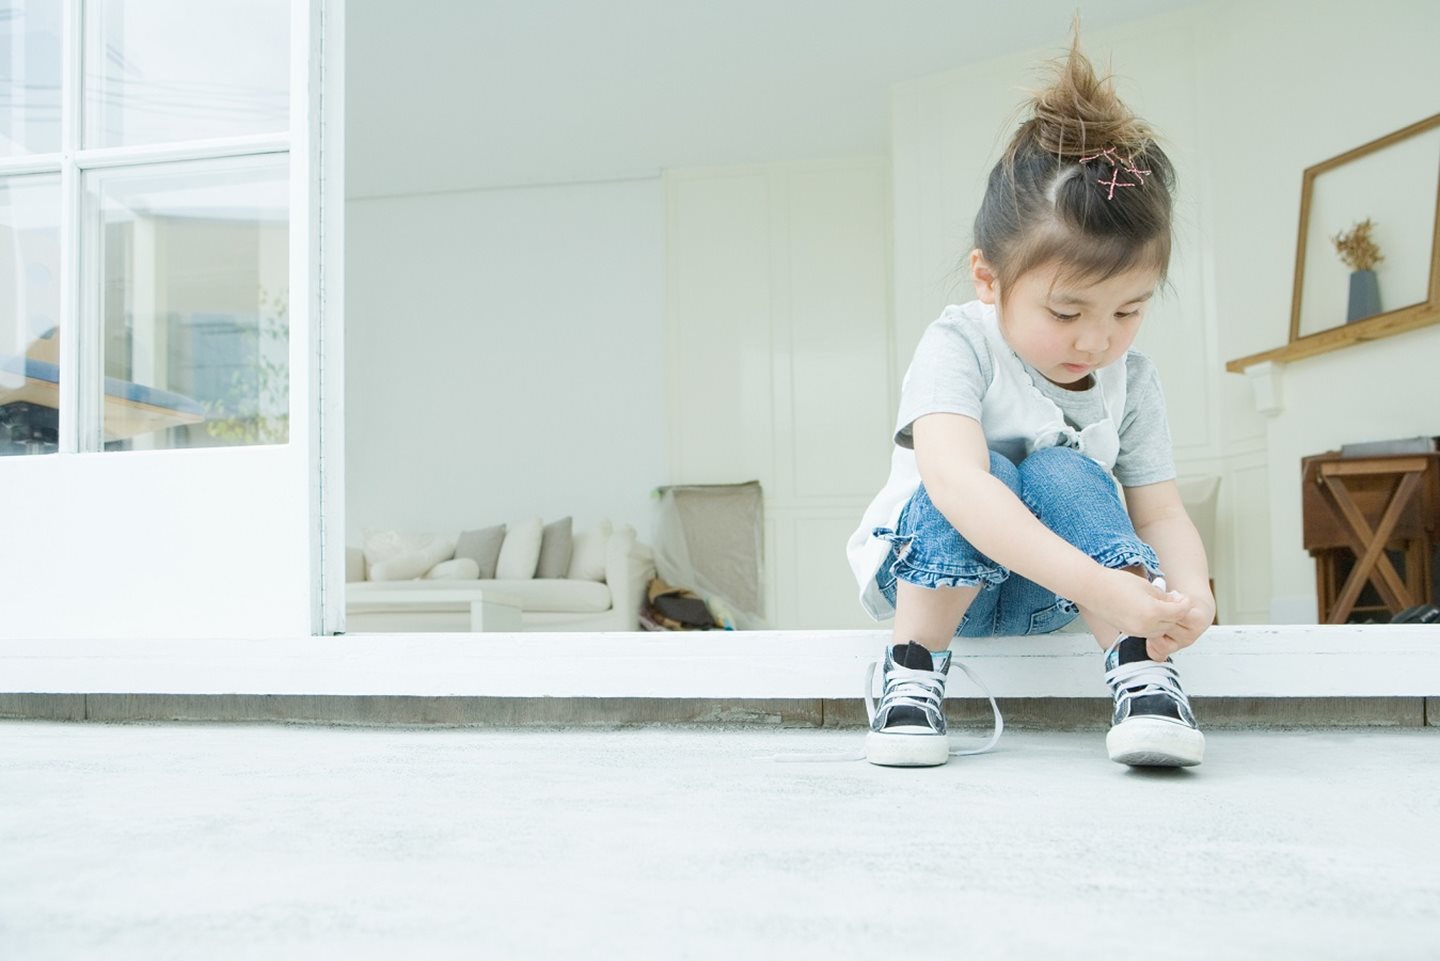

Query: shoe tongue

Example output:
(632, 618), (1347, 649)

(893, 641), (949, 673)
(1105, 633), (1152, 674)
(1110, 635), (1152, 667)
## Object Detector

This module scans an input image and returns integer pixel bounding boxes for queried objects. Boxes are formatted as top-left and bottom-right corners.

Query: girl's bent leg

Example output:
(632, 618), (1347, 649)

(894, 580), (981, 653)
(881, 452), (1020, 650)
(1017, 447), (1163, 649)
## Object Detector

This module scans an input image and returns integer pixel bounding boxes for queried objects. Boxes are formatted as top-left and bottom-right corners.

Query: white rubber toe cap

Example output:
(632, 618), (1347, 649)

(1107, 716), (1205, 767)
(865, 728), (949, 767)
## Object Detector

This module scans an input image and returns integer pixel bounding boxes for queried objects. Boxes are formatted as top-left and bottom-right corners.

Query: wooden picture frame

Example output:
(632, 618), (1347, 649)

(1228, 113), (1440, 373)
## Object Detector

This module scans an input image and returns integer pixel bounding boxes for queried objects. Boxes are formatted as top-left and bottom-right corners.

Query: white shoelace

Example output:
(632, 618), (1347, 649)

(767, 657), (1004, 763)
(865, 661), (947, 728)
(1104, 657), (1192, 714)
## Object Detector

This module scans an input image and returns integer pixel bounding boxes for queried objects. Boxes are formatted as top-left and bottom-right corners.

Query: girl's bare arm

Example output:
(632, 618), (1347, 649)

(1124, 480), (1216, 655)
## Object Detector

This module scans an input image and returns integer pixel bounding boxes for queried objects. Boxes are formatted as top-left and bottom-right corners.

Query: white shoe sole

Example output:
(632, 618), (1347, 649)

(1107, 717), (1205, 767)
(865, 728), (949, 767)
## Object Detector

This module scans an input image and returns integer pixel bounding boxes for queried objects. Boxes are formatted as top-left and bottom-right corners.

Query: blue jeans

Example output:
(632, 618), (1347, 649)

(874, 446), (1161, 637)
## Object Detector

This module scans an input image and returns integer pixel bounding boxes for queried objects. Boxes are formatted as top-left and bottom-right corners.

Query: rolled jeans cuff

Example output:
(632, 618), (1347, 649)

(872, 527), (1009, 591)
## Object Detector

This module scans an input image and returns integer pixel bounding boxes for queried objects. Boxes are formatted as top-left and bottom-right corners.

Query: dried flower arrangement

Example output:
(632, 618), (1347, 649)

(1331, 218), (1384, 272)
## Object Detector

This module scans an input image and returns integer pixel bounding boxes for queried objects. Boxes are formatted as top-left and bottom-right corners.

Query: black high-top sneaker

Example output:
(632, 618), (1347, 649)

(865, 641), (951, 767)
(1103, 635), (1205, 767)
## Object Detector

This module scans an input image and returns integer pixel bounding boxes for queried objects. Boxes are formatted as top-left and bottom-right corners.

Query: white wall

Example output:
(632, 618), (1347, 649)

(345, 179), (666, 544)
(0, 445), (313, 640)
(891, 0), (1440, 623)
(665, 160), (894, 628)
(1194, 0), (1440, 620)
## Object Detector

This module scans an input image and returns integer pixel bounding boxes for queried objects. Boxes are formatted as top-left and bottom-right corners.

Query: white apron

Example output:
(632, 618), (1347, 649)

(846, 301), (1128, 619)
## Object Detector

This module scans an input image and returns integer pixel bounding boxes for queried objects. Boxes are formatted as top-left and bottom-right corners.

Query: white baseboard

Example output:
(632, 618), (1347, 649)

(1270, 595), (1319, 623)
(2, 626), (1437, 699)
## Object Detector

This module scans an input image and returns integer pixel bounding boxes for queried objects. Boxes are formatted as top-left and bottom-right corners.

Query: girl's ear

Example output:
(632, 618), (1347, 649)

(970, 249), (999, 305)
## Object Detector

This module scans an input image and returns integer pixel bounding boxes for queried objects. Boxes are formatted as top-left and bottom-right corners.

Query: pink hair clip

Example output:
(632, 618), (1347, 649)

(1079, 147), (1152, 200)
(1079, 146), (1122, 166)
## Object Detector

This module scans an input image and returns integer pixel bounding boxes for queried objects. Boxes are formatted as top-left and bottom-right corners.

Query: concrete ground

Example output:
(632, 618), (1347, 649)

(2, 722), (1437, 960)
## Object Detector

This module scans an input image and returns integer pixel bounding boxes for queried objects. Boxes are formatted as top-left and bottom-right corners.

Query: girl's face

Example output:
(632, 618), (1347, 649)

(969, 251), (1160, 391)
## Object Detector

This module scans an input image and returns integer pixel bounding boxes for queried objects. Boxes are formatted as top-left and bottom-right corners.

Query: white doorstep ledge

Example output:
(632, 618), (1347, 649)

(1, 626), (1437, 699)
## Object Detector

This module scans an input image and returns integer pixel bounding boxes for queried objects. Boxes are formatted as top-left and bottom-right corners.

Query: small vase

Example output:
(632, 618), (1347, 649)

(1346, 269), (1381, 323)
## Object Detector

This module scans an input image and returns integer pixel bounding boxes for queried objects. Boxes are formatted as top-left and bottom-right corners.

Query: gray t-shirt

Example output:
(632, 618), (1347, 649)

(894, 306), (1176, 487)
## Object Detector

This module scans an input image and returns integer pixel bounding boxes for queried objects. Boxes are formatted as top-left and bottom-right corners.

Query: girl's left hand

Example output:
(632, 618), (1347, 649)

(1147, 593), (1215, 660)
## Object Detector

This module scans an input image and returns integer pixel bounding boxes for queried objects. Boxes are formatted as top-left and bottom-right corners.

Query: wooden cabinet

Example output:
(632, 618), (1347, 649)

(1301, 452), (1440, 623)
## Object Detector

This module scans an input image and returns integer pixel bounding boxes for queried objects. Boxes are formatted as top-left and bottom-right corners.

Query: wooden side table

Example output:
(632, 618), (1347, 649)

(1301, 451), (1440, 623)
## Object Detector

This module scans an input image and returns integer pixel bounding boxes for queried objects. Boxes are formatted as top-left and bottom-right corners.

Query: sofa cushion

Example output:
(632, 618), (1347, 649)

(455, 524), (506, 578)
(567, 519), (612, 582)
(536, 516), (574, 578)
(425, 558), (481, 580)
(347, 578), (611, 614)
(496, 517), (543, 579)
(362, 530), (457, 581)
(346, 546), (366, 583)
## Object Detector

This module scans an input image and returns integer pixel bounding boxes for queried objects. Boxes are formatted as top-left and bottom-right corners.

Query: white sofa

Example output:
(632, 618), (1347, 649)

(345, 526), (654, 633)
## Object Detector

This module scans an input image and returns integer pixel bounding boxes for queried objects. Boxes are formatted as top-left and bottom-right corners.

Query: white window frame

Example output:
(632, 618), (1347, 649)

(0, 0), (344, 636)
(0, 5), (296, 454)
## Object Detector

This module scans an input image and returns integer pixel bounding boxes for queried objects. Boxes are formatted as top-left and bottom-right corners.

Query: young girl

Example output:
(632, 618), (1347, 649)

(847, 35), (1214, 769)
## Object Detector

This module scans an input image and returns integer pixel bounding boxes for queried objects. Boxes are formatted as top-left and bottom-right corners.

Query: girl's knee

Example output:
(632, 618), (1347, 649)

(1018, 445), (1108, 493)
(1017, 447), (1122, 520)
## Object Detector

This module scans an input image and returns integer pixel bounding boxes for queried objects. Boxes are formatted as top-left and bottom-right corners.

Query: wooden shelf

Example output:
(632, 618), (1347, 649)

(1227, 303), (1440, 373)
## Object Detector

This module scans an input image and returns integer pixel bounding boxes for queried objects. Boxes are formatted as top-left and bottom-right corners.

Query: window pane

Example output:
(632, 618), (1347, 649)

(0, 1), (63, 155)
(93, 156), (288, 451)
(0, 174), (60, 455)
(85, 0), (288, 148)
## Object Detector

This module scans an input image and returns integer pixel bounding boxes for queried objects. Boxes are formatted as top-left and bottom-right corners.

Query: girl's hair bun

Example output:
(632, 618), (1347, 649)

(1018, 32), (1156, 163)
(972, 21), (1176, 298)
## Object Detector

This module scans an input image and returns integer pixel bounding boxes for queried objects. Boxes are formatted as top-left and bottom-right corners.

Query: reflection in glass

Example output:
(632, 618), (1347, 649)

(0, 174), (60, 455)
(94, 156), (288, 451)
(85, 0), (288, 148)
(0, 1), (63, 155)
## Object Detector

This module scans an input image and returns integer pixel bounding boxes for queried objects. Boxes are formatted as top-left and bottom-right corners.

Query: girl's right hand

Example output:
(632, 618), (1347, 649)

(1084, 567), (1193, 640)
